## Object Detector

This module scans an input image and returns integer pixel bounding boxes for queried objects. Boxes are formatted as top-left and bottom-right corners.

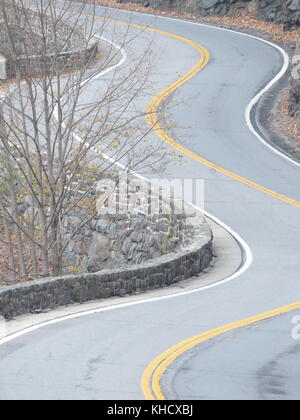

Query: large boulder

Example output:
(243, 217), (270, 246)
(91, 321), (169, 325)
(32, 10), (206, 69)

(256, 0), (285, 24)
(86, 233), (111, 272)
(284, 0), (300, 30)
(289, 42), (300, 118)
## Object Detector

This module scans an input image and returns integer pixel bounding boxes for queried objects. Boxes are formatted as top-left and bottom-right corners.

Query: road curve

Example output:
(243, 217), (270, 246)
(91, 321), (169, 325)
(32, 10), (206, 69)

(1, 2), (300, 400)
(163, 311), (300, 400)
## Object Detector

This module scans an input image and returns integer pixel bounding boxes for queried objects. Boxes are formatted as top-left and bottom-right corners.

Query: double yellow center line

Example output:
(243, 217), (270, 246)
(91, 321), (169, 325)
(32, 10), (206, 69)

(26, 1), (300, 401)
(77, 8), (300, 401)
(39, 2), (300, 208)
(142, 300), (300, 400)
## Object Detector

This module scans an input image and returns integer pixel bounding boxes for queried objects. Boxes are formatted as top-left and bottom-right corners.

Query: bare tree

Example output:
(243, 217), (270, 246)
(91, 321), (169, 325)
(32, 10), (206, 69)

(0, 0), (171, 283)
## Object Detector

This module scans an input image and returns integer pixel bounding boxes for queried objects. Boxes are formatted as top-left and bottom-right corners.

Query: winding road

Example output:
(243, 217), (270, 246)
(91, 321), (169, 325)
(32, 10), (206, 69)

(1, 1), (300, 400)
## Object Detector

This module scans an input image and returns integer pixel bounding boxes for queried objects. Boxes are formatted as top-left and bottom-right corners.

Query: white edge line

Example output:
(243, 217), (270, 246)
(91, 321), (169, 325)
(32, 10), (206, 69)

(244, 42), (297, 166)
(0, 12), (259, 346)
(93, 35), (127, 76)
(97, 4), (297, 167)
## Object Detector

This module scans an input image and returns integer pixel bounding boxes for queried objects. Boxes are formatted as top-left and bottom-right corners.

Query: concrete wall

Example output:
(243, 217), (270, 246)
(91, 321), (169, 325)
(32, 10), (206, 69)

(0, 55), (6, 79)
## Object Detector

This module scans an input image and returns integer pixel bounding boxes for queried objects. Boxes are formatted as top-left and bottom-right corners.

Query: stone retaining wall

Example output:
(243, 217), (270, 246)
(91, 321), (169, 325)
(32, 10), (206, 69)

(0, 220), (212, 320)
(0, 2), (98, 80)
(3, 38), (98, 80)
(0, 169), (213, 320)
(74, 173), (205, 273)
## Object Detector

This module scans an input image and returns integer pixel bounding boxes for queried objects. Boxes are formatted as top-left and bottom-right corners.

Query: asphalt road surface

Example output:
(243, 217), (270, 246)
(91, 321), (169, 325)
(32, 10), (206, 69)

(165, 313), (300, 400)
(1, 2), (300, 400)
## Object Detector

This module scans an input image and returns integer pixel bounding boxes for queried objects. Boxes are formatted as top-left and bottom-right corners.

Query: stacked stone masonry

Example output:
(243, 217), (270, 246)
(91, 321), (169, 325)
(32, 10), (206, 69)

(0, 227), (212, 320)
(0, 171), (213, 319)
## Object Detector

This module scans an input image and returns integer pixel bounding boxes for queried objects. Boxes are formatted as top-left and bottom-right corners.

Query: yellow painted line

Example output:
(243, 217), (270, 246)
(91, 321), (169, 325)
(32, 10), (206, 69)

(41, 2), (300, 208)
(88, 14), (300, 401)
(146, 67), (300, 208)
(94, 14), (300, 401)
(79, 11), (300, 209)
(142, 300), (300, 400)
(26, 2), (300, 400)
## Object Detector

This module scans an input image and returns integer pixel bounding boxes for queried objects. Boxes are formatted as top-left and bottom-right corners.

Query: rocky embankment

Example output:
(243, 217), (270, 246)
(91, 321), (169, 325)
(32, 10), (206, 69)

(117, 0), (300, 29)
(257, 0), (300, 30)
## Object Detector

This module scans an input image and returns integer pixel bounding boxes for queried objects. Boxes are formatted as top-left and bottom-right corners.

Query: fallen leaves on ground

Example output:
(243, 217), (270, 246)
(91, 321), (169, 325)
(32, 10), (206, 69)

(275, 90), (300, 148)
(92, 1), (299, 44)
